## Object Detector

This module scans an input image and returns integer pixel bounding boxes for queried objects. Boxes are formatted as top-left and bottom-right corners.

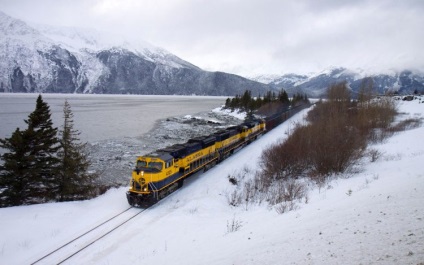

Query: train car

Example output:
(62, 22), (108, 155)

(264, 104), (309, 131)
(241, 119), (265, 142)
(127, 137), (218, 206)
(126, 118), (266, 207)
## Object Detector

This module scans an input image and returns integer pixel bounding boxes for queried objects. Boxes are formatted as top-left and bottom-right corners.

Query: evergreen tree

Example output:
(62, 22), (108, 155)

(23, 95), (61, 201)
(0, 95), (60, 206)
(255, 95), (263, 109)
(56, 100), (97, 201)
(278, 89), (290, 104)
(224, 98), (231, 108)
(0, 128), (33, 206)
(230, 95), (241, 111)
(241, 90), (252, 111)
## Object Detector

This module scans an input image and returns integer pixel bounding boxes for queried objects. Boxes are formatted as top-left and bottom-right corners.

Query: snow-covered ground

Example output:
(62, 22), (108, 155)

(0, 99), (423, 265)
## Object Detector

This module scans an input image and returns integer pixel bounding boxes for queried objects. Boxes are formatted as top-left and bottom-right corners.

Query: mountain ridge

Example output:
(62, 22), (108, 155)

(250, 67), (424, 97)
(2, 10), (423, 97)
(0, 11), (271, 96)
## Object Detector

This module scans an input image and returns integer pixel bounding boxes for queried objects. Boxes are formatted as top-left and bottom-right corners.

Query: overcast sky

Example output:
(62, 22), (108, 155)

(1, 0), (424, 76)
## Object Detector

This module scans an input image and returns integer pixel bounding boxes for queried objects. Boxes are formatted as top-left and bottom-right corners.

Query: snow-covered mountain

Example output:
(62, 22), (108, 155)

(0, 11), (271, 96)
(253, 67), (424, 97)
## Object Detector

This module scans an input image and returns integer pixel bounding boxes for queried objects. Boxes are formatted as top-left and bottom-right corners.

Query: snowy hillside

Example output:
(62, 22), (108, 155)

(0, 99), (423, 265)
(252, 67), (424, 97)
(0, 10), (271, 96)
(32, 23), (199, 70)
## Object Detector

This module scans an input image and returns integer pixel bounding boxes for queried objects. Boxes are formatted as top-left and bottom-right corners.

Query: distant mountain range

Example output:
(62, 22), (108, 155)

(1, 10), (423, 97)
(251, 67), (424, 98)
(0, 11), (270, 96)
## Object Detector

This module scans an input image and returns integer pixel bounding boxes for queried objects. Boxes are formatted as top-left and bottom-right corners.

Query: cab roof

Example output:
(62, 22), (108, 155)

(142, 152), (174, 162)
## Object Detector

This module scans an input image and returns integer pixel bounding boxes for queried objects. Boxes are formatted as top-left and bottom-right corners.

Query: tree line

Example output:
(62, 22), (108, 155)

(0, 95), (97, 207)
(224, 89), (309, 118)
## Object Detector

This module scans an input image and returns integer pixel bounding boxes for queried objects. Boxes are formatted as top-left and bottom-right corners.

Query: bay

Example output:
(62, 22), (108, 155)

(0, 93), (226, 142)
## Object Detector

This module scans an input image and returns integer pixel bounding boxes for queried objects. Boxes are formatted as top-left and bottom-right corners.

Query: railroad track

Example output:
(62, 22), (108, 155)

(31, 206), (147, 265)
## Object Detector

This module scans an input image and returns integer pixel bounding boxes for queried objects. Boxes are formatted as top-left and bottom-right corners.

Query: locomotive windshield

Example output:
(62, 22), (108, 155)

(137, 160), (147, 168)
(136, 160), (163, 171)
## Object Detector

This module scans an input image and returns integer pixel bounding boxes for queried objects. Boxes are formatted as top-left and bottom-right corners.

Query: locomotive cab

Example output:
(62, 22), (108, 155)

(130, 153), (175, 191)
(127, 152), (178, 206)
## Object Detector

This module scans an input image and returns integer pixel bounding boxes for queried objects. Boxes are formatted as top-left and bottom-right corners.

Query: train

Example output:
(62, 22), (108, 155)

(126, 103), (310, 207)
(126, 118), (266, 207)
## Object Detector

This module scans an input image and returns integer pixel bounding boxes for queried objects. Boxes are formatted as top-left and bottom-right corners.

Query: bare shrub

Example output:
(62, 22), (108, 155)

(327, 81), (351, 104)
(226, 215), (243, 233)
(248, 172), (269, 204)
(226, 190), (242, 207)
(266, 179), (307, 206)
(356, 97), (398, 139)
(284, 179), (307, 202)
(301, 82), (369, 178)
(367, 148), (381, 162)
(242, 181), (253, 210)
(266, 181), (287, 205)
(358, 77), (376, 103)
(288, 85), (396, 179)
(226, 167), (308, 210)
(275, 201), (299, 214)
(245, 82), (400, 214)
(389, 118), (422, 132)
(227, 166), (252, 186)
(368, 128), (392, 143)
(259, 124), (310, 182)
(307, 117), (365, 177)
(252, 171), (269, 193)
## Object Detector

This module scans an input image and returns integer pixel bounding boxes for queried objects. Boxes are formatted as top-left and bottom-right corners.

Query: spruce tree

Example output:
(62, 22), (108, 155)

(56, 100), (96, 201)
(241, 90), (252, 111)
(278, 89), (289, 104)
(0, 128), (33, 206)
(0, 95), (60, 206)
(23, 95), (61, 202)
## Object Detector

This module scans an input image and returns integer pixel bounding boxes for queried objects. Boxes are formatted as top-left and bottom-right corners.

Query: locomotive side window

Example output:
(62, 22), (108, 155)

(149, 162), (163, 170)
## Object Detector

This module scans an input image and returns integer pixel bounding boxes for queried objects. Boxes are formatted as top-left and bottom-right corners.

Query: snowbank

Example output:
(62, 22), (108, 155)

(0, 100), (423, 265)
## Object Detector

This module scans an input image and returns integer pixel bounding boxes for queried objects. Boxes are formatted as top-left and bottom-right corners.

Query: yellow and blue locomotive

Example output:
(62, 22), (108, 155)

(126, 118), (266, 207)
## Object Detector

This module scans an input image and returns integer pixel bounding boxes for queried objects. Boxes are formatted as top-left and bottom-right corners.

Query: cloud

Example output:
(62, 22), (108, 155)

(1, 0), (423, 76)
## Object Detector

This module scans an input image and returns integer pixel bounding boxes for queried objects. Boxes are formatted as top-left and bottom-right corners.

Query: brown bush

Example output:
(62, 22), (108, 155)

(238, 81), (400, 212)
(388, 117), (422, 132)
(260, 82), (397, 183)
(310, 117), (366, 176)
(259, 125), (308, 180)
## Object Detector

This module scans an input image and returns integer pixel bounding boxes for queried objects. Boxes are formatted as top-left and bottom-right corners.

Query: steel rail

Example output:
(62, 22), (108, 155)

(31, 206), (135, 265)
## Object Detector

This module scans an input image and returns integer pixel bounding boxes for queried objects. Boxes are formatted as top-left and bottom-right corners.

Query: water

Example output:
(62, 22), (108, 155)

(0, 93), (227, 142)
(0, 93), (233, 184)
